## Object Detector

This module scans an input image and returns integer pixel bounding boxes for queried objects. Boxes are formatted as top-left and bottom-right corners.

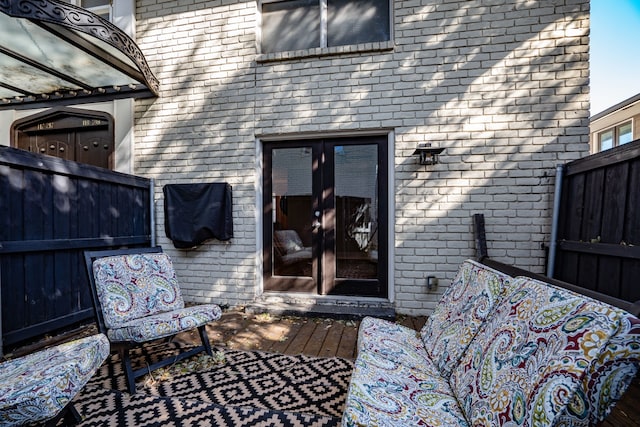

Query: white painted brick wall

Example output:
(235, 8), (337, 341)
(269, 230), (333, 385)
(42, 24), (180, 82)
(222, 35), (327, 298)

(134, 0), (590, 315)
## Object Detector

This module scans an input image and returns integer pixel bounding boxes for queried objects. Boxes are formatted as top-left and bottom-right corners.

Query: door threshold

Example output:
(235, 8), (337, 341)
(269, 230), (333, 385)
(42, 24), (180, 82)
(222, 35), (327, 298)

(246, 297), (395, 320)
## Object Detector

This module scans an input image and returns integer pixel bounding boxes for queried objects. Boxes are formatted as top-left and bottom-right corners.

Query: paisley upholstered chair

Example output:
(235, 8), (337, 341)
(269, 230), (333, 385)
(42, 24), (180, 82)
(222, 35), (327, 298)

(84, 247), (222, 394)
(272, 229), (312, 277)
(0, 334), (110, 426)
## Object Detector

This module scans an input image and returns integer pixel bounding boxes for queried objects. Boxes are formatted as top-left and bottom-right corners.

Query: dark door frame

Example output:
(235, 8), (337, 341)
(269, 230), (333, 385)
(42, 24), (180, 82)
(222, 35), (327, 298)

(262, 135), (389, 298)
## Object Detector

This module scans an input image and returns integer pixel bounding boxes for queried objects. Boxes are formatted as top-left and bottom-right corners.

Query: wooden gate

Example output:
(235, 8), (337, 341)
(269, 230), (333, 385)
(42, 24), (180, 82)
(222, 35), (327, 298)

(0, 146), (152, 352)
(553, 139), (640, 304)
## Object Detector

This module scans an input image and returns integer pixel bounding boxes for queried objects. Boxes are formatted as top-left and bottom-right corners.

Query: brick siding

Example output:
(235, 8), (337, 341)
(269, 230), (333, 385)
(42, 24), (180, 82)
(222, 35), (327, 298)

(134, 0), (590, 315)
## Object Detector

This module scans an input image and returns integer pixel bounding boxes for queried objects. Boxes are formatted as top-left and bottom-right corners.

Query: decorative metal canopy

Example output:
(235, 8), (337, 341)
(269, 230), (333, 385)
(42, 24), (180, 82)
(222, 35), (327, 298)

(0, 0), (159, 110)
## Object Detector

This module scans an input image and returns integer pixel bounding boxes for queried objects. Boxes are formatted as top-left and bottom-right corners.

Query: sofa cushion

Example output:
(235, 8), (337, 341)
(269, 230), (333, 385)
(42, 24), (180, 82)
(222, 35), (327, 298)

(357, 317), (437, 373)
(556, 303), (640, 426)
(342, 349), (469, 427)
(280, 247), (312, 266)
(420, 259), (512, 378)
(0, 334), (110, 426)
(92, 253), (185, 329)
(274, 230), (304, 254)
(108, 304), (222, 342)
(449, 276), (625, 426)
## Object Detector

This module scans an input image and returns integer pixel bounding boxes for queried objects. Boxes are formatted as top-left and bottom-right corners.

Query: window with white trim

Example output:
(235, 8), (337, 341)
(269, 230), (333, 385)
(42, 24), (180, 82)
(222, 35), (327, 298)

(598, 120), (633, 151)
(62, 0), (112, 21)
(260, 0), (391, 54)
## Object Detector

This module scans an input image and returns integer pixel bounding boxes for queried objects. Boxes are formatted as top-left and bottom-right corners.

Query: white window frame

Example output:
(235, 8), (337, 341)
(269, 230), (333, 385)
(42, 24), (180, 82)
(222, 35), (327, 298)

(257, 0), (393, 55)
(597, 119), (634, 152)
(64, 0), (113, 22)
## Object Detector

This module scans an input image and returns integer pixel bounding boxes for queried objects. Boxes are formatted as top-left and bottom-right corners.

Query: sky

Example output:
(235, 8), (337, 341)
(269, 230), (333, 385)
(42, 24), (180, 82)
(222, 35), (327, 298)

(590, 0), (640, 116)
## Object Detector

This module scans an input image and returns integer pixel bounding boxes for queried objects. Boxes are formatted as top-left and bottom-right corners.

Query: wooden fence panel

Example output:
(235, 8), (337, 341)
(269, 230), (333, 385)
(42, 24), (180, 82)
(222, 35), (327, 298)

(554, 139), (640, 304)
(0, 146), (152, 349)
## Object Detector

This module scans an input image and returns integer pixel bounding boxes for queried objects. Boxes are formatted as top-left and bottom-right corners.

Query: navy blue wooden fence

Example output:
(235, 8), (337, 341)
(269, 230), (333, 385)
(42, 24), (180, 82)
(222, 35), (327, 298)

(554, 139), (640, 305)
(0, 146), (152, 351)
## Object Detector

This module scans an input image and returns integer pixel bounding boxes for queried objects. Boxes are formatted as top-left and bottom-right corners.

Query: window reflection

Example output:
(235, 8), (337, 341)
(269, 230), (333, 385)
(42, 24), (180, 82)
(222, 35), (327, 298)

(328, 0), (390, 47)
(619, 122), (633, 145)
(598, 121), (634, 152)
(261, 0), (390, 53)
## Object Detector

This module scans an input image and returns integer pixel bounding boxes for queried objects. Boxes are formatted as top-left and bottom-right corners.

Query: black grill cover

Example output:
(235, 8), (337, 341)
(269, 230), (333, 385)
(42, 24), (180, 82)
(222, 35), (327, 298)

(163, 183), (233, 248)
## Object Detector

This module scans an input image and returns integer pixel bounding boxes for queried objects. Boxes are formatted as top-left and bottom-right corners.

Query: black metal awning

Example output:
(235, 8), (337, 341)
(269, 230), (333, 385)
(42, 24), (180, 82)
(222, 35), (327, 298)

(0, 0), (159, 110)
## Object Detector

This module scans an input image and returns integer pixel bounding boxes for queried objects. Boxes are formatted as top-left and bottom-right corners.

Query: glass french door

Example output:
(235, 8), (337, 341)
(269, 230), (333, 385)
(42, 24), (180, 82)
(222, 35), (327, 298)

(263, 136), (387, 297)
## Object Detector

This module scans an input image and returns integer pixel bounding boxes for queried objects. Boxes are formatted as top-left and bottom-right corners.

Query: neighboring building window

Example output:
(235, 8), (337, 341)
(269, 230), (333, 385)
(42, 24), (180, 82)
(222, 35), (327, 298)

(62, 0), (112, 21)
(619, 121), (633, 144)
(598, 120), (633, 151)
(261, 0), (390, 54)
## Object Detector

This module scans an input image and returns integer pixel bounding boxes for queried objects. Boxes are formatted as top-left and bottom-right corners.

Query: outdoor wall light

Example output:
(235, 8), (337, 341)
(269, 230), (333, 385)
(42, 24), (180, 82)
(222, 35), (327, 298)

(413, 143), (445, 165)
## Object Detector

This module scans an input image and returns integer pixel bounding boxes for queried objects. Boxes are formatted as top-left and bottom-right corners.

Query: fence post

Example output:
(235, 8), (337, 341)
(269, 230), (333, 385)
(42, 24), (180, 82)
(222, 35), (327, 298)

(472, 213), (488, 260)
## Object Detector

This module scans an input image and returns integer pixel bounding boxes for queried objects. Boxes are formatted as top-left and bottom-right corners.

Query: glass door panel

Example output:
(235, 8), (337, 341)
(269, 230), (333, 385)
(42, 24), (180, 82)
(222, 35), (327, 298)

(271, 147), (313, 277)
(333, 144), (378, 280)
(263, 145), (318, 293)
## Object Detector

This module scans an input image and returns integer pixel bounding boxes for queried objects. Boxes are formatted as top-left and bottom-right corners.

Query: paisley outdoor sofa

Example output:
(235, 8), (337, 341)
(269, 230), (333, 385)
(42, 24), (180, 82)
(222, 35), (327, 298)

(342, 259), (640, 426)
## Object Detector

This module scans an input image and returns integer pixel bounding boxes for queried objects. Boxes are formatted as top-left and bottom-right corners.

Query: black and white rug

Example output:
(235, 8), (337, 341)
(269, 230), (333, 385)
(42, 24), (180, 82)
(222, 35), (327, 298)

(71, 342), (354, 426)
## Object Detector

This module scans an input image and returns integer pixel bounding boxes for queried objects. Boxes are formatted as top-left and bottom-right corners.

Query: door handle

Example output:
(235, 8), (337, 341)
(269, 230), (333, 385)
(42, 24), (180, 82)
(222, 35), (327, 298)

(312, 210), (321, 230)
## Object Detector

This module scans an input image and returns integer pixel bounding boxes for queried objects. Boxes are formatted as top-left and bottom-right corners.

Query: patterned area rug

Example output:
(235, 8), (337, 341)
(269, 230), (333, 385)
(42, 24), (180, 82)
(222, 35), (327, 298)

(71, 342), (354, 426)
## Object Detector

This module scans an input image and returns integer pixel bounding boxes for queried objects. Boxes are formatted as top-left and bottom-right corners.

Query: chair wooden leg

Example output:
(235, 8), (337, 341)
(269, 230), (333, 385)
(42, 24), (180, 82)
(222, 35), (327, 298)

(198, 325), (213, 356)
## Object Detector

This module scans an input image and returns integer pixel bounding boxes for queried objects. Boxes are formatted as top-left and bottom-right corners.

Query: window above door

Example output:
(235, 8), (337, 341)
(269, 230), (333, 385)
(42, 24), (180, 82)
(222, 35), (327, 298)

(259, 0), (392, 55)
